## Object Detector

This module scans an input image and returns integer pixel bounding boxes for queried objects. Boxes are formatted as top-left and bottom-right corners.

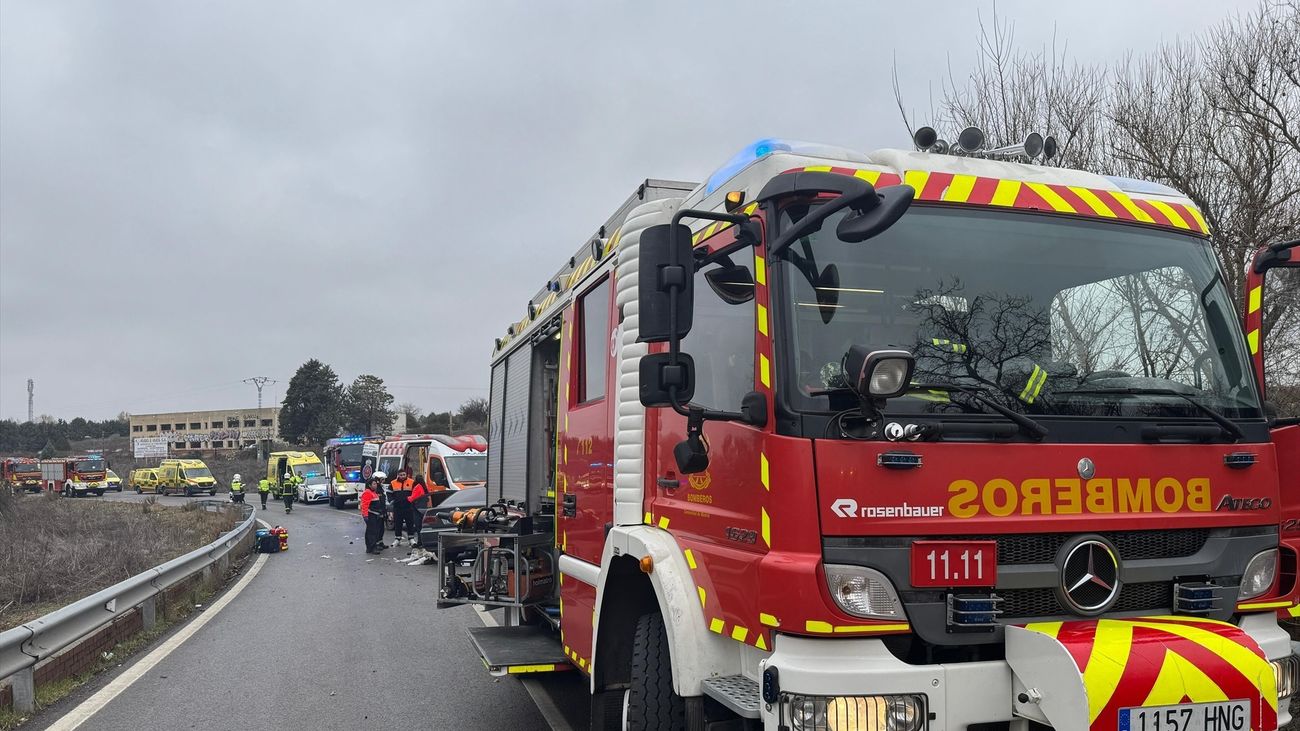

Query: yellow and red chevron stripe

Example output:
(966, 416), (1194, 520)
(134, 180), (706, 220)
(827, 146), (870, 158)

(783, 166), (1209, 236)
(1023, 616), (1276, 731)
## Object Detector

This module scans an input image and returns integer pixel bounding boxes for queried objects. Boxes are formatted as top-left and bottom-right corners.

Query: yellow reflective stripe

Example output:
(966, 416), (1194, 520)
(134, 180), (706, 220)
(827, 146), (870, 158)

(657, 516), (670, 530)
(1236, 599), (1291, 610)
(1141, 652), (1228, 706)
(1148, 200), (1191, 230)
(990, 179), (1022, 207)
(1070, 187), (1118, 218)
(506, 664), (560, 674)
(1289, 604), (1300, 618)
(804, 165), (832, 173)
(761, 508), (770, 547)
(684, 548), (697, 570)
(730, 626), (749, 642)
(743, 202), (758, 215)
(1027, 182), (1075, 213)
(710, 618), (725, 633)
(1185, 206), (1209, 233)
(698, 586), (707, 608)
(1023, 621), (1063, 640)
(805, 620), (834, 633)
(1249, 286), (1262, 314)
(759, 354), (771, 387)
(755, 634), (768, 651)
(760, 613), (779, 627)
(1111, 191), (1155, 223)
(643, 512), (651, 525)
(942, 174), (978, 202)
(760, 453), (769, 490)
(755, 256), (766, 285)
(1082, 620), (1134, 722)
(1126, 619), (1276, 710)
(1019, 365), (1047, 403)
(757, 303), (769, 336)
(1248, 329), (1260, 355)
(833, 623), (910, 633)
(904, 170), (930, 193)
(853, 169), (882, 185)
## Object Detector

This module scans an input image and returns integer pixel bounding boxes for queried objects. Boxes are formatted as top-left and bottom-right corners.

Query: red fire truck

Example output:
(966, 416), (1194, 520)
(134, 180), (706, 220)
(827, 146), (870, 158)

(41, 455), (108, 497)
(443, 136), (1298, 730)
(1, 457), (43, 493)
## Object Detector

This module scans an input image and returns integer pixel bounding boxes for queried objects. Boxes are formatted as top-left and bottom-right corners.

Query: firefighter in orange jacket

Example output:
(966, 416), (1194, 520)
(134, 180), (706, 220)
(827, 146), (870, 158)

(389, 469), (416, 543)
(360, 475), (388, 554)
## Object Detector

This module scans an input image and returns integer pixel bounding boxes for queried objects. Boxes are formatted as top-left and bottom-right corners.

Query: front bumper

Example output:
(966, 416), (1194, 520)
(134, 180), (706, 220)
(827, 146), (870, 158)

(304, 489), (329, 503)
(759, 613), (1292, 731)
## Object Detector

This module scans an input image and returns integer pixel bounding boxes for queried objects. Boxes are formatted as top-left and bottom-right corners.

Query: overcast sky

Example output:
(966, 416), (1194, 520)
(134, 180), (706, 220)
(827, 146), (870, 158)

(0, 0), (1257, 422)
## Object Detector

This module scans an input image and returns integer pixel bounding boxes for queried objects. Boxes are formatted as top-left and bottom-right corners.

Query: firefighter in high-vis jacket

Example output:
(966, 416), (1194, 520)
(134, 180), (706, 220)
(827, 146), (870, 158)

(258, 478), (271, 509)
(230, 474), (244, 504)
(282, 472), (300, 513)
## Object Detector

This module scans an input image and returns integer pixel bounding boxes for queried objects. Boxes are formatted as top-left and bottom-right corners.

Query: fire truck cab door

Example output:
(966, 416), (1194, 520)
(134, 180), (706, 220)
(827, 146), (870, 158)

(1244, 240), (1300, 610)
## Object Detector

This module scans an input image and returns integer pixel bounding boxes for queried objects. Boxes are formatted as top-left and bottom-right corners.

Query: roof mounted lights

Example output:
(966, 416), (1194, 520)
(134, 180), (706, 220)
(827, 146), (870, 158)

(916, 125), (1059, 163)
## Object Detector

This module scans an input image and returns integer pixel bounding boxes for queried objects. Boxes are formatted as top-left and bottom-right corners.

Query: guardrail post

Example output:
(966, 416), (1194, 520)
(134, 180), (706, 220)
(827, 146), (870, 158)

(141, 596), (157, 631)
(12, 666), (35, 714)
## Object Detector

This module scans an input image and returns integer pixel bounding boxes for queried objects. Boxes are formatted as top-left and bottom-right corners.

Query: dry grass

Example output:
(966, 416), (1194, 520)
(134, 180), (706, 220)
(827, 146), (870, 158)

(0, 490), (237, 631)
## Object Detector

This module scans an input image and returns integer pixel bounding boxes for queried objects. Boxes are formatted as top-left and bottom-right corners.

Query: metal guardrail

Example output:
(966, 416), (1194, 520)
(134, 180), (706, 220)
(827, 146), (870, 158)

(0, 500), (256, 682)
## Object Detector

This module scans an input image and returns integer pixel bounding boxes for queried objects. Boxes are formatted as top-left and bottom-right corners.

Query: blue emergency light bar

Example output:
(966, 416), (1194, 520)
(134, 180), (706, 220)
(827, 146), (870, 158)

(335, 435), (366, 444)
(703, 138), (875, 194)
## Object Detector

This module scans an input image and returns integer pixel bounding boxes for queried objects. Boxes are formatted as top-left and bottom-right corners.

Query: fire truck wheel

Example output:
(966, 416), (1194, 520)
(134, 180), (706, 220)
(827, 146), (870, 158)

(625, 612), (685, 730)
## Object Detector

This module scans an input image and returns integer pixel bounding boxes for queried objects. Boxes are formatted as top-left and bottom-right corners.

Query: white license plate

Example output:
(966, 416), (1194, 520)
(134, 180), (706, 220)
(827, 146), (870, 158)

(1120, 700), (1250, 731)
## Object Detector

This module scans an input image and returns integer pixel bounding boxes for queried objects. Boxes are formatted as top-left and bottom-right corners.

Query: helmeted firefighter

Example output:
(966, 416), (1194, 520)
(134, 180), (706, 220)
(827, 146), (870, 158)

(257, 477), (270, 509)
(229, 473), (244, 504)
(282, 471), (300, 513)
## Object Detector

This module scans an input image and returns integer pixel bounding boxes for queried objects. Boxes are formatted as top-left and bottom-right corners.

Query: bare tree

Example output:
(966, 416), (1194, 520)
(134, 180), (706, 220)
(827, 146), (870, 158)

(897, 1), (1300, 413)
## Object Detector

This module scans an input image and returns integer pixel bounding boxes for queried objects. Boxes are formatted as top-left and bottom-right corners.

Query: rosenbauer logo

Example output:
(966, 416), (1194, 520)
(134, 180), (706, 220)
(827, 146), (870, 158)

(831, 498), (944, 519)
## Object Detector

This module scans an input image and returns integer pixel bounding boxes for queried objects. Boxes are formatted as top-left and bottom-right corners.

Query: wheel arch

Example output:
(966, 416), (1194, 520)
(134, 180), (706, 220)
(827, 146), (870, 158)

(591, 526), (739, 697)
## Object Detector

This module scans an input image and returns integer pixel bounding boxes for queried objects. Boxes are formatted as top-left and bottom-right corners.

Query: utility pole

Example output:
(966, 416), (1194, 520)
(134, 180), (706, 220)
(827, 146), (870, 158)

(27, 379), (34, 423)
(244, 377), (276, 461)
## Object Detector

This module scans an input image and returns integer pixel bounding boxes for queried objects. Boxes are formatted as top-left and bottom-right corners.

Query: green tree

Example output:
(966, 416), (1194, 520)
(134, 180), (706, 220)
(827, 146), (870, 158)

(344, 374), (395, 435)
(279, 359), (345, 446)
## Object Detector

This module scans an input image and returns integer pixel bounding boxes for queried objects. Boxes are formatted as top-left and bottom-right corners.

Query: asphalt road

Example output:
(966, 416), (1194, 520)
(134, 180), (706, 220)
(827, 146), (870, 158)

(26, 490), (590, 731)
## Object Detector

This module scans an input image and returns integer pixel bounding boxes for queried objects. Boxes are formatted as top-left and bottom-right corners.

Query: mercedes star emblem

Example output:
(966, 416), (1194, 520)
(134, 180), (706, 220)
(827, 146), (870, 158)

(1057, 537), (1121, 616)
(1077, 457), (1095, 479)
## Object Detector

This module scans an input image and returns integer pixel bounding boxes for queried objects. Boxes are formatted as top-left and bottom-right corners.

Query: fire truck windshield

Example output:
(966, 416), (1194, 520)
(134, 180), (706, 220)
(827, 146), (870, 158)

(334, 443), (363, 466)
(75, 459), (104, 473)
(11, 463), (39, 474)
(776, 205), (1262, 422)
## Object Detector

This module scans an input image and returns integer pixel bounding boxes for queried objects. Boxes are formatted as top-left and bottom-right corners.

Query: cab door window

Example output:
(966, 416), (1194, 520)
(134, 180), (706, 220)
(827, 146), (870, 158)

(578, 277), (611, 403)
(428, 457), (449, 488)
(681, 247), (757, 411)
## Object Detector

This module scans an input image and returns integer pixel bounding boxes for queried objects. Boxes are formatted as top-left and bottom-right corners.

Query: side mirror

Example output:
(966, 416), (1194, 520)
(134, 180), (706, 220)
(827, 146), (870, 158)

(836, 186), (915, 243)
(704, 263), (755, 305)
(844, 347), (915, 400)
(637, 223), (695, 343)
(639, 353), (695, 407)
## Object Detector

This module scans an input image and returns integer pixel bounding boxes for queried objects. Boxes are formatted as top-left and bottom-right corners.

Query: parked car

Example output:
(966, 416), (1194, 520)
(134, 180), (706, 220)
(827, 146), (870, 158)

(130, 468), (162, 494)
(416, 486), (486, 548)
(105, 469), (123, 492)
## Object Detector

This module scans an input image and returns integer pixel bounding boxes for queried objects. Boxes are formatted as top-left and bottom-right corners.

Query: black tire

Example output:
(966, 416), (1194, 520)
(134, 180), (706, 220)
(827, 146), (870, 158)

(209, 490), (216, 496)
(95, 490), (104, 497)
(625, 612), (685, 731)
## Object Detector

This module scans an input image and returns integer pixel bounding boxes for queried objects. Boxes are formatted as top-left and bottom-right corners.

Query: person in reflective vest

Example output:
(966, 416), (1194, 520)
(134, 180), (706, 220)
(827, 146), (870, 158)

(282, 472), (300, 512)
(360, 476), (388, 554)
(389, 470), (415, 543)
(230, 474), (244, 504)
(258, 478), (271, 509)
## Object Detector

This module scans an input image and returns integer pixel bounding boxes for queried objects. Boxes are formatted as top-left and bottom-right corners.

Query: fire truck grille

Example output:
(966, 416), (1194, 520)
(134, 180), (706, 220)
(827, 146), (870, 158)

(933, 529), (1209, 565)
(1000, 582), (1171, 619)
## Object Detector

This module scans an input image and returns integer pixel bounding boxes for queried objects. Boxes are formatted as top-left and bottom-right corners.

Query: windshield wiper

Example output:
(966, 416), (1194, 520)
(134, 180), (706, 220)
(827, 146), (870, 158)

(1058, 387), (1244, 442)
(911, 382), (1049, 440)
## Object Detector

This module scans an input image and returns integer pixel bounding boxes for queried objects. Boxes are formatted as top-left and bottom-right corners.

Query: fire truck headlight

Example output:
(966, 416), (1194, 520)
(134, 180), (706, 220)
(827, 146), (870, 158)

(823, 564), (904, 620)
(1272, 655), (1298, 699)
(845, 347), (916, 399)
(1239, 549), (1279, 601)
(784, 693), (926, 731)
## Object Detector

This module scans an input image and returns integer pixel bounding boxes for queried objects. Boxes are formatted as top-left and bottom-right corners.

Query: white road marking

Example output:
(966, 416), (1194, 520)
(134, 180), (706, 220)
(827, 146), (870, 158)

(474, 606), (574, 731)
(45, 549), (269, 731)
